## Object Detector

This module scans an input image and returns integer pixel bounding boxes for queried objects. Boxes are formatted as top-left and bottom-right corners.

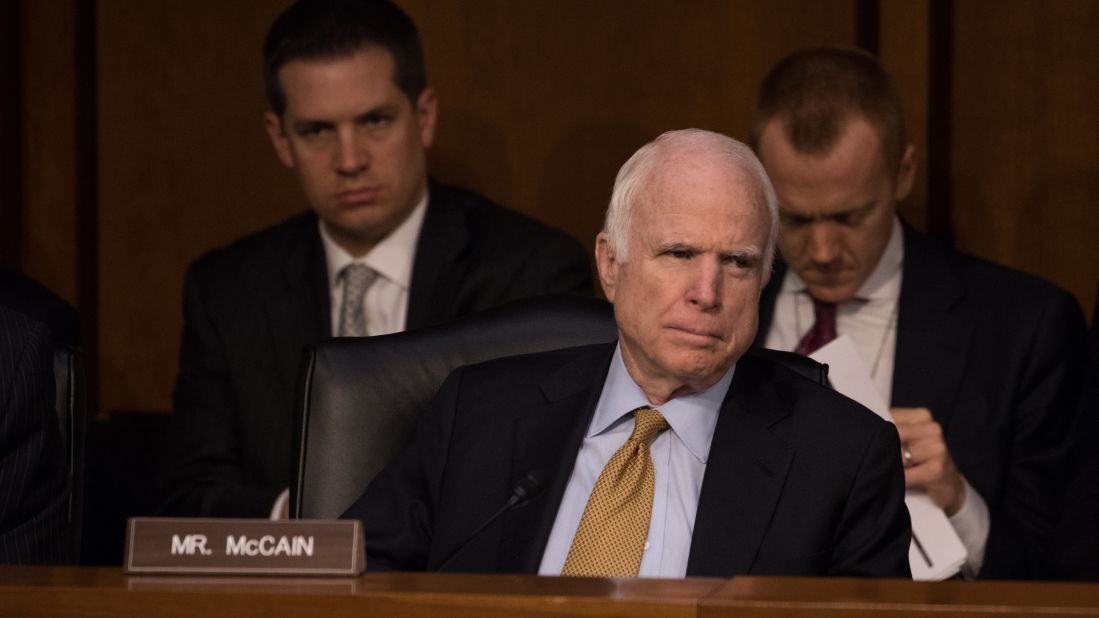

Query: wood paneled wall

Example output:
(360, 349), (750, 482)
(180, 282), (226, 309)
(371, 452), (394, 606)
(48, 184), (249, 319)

(951, 0), (1099, 315)
(14, 1), (1098, 415)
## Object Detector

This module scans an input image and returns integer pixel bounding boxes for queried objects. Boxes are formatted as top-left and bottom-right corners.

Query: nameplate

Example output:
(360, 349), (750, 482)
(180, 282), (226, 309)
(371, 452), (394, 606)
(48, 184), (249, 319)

(124, 518), (365, 576)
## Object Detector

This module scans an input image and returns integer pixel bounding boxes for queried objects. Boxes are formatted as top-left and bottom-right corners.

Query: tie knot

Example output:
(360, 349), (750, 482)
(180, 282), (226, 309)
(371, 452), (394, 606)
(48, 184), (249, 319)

(811, 296), (837, 320)
(629, 407), (669, 445)
(341, 263), (378, 293)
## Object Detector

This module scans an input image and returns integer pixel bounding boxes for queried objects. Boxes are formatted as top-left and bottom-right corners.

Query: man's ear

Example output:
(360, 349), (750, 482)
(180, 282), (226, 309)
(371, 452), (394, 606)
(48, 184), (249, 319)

(595, 232), (619, 303)
(264, 111), (295, 169)
(415, 87), (438, 148)
(893, 144), (917, 201)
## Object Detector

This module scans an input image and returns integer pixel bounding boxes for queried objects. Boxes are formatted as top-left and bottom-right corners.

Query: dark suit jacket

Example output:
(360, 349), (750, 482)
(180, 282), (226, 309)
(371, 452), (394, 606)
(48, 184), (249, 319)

(346, 343), (911, 577)
(158, 181), (593, 517)
(0, 305), (69, 564)
(757, 224), (1086, 579)
(1050, 282), (1099, 580)
(0, 270), (79, 345)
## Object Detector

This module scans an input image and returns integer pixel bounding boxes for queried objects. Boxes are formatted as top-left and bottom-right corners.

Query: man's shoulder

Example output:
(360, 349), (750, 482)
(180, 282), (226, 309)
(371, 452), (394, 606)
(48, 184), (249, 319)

(186, 211), (318, 288)
(0, 271), (78, 345)
(0, 303), (51, 361)
(741, 351), (890, 438)
(428, 181), (583, 251)
(448, 342), (613, 398)
(904, 226), (1077, 311)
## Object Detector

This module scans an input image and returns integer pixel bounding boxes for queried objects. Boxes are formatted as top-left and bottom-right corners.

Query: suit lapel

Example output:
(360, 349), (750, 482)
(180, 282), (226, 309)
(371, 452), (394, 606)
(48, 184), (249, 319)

(755, 260), (786, 346)
(265, 216), (330, 393)
(406, 183), (469, 329)
(891, 226), (971, 429)
(687, 356), (794, 577)
(496, 344), (615, 573)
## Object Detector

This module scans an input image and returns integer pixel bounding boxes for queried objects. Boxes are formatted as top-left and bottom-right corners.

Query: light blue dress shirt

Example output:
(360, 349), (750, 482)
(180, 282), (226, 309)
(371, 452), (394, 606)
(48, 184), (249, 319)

(538, 344), (734, 577)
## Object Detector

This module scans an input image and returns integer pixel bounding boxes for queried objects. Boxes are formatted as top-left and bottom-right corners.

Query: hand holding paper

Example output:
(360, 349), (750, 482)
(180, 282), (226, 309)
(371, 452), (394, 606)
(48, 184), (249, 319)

(809, 336), (967, 580)
(892, 407), (967, 516)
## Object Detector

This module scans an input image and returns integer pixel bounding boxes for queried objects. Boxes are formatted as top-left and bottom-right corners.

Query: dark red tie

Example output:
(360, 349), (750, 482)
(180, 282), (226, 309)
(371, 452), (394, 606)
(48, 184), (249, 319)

(794, 297), (837, 356)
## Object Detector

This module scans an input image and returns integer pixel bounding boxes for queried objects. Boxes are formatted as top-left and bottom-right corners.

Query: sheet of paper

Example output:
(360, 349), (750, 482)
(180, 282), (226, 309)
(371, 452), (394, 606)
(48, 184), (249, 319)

(810, 336), (967, 580)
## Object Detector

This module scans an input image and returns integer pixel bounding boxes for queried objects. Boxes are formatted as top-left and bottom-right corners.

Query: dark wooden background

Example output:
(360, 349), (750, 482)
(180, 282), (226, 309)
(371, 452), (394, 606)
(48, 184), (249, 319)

(6, 0), (1099, 418)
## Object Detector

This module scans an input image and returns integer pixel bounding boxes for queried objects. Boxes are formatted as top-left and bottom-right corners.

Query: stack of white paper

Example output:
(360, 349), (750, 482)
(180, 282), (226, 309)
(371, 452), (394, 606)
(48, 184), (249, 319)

(809, 336), (967, 580)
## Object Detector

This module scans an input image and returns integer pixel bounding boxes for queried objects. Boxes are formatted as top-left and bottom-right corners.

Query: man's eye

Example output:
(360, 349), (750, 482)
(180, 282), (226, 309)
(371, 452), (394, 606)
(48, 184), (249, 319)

(361, 114), (395, 128)
(833, 212), (864, 227)
(780, 214), (813, 228)
(669, 250), (692, 259)
(297, 125), (330, 138)
(723, 256), (752, 269)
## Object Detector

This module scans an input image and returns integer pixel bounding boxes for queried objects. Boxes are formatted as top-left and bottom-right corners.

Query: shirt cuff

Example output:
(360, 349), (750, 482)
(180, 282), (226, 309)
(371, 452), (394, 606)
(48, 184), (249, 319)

(270, 488), (291, 521)
(948, 477), (990, 578)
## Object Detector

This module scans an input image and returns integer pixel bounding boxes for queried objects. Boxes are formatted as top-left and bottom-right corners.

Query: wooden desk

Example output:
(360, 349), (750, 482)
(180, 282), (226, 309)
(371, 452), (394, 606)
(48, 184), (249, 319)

(2, 567), (1099, 617)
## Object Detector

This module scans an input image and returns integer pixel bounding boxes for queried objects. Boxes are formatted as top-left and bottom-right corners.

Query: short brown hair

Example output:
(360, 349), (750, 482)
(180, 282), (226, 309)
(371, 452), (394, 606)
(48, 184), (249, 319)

(263, 0), (427, 117)
(750, 47), (906, 173)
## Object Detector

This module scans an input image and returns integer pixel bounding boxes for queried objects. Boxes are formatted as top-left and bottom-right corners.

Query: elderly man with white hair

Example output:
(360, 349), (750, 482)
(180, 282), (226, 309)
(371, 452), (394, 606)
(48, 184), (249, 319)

(345, 129), (911, 578)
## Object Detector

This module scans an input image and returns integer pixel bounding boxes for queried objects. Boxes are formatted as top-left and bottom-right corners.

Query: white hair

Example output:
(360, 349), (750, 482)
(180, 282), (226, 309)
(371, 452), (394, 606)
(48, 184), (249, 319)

(602, 128), (779, 282)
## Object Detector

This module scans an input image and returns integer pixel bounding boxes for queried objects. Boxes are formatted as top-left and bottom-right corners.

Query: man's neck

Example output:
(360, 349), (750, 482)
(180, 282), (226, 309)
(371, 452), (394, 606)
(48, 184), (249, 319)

(321, 221), (378, 258)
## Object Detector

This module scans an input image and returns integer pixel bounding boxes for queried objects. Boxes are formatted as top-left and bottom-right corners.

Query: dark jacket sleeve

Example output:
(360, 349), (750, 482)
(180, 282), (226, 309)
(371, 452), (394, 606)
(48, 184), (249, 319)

(981, 290), (1086, 579)
(0, 311), (70, 564)
(156, 262), (280, 517)
(829, 420), (912, 577)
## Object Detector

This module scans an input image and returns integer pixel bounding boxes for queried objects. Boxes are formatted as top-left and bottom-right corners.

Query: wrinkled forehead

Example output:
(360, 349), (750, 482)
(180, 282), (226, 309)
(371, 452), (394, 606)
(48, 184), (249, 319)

(646, 154), (767, 211)
(633, 160), (770, 239)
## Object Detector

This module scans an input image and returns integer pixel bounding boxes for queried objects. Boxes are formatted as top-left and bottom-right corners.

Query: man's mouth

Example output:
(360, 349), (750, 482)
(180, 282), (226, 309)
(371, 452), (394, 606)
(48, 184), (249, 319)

(338, 186), (382, 205)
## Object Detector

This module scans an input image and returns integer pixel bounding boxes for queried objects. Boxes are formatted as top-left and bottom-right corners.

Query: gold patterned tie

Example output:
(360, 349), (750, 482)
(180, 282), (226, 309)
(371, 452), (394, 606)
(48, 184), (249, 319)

(561, 406), (670, 577)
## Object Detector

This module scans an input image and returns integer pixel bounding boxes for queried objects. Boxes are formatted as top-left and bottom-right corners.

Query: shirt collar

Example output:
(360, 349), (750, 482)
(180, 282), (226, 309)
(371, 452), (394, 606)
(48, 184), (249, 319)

(320, 188), (429, 290)
(854, 216), (903, 300)
(589, 344), (732, 464)
(780, 216), (904, 302)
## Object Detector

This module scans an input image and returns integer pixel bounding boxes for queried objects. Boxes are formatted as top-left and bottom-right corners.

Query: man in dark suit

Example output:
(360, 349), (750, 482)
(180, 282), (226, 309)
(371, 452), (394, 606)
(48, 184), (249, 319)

(0, 303), (69, 564)
(750, 47), (1085, 579)
(345, 129), (911, 578)
(157, 0), (592, 518)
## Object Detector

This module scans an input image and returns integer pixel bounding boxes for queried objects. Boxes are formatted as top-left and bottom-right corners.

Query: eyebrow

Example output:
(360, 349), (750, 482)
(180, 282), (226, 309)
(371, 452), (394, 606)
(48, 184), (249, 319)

(779, 199), (877, 222)
(289, 103), (400, 131)
(290, 119), (334, 133)
(727, 246), (762, 261)
(352, 104), (399, 123)
(653, 242), (762, 261)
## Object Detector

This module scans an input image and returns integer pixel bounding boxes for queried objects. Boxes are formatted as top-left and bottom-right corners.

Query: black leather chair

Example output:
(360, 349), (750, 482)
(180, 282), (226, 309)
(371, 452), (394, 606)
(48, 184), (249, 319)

(53, 345), (86, 561)
(292, 296), (827, 518)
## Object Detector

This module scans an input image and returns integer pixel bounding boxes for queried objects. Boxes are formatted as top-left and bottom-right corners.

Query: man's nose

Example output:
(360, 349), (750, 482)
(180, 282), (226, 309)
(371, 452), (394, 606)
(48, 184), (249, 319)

(335, 128), (369, 176)
(687, 259), (722, 310)
(807, 224), (841, 267)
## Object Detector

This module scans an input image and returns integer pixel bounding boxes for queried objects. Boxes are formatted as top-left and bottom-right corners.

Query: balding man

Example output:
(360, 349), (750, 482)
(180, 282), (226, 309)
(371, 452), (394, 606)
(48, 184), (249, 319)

(345, 129), (911, 578)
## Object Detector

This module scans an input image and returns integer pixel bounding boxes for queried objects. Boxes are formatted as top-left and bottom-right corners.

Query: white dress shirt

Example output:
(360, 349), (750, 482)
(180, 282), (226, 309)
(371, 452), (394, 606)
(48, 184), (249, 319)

(764, 217), (989, 577)
(320, 191), (429, 337)
(538, 345), (732, 578)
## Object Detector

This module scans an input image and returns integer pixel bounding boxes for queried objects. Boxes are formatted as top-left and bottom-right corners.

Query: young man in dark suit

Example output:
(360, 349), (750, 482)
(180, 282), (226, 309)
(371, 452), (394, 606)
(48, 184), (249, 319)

(750, 47), (1085, 579)
(158, 0), (592, 518)
(345, 129), (911, 578)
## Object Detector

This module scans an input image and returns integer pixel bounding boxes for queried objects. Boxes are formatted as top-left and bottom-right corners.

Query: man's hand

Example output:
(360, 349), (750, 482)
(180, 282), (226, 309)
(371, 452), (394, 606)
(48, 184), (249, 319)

(892, 407), (967, 516)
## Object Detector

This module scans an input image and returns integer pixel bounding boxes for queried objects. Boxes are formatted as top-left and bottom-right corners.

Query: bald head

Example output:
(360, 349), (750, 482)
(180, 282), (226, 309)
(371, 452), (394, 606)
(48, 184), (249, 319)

(602, 129), (779, 281)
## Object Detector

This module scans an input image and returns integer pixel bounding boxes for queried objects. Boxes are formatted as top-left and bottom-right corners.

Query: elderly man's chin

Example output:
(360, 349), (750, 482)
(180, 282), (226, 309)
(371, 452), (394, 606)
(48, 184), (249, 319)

(660, 344), (739, 386)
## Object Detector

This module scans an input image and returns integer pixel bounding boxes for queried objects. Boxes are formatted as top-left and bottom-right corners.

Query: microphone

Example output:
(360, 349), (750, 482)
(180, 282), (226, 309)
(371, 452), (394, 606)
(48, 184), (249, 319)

(434, 470), (546, 572)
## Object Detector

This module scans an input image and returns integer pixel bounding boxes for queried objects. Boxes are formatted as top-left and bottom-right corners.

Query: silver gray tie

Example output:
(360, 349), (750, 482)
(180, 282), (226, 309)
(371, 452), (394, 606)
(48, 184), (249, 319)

(337, 264), (379, 337)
